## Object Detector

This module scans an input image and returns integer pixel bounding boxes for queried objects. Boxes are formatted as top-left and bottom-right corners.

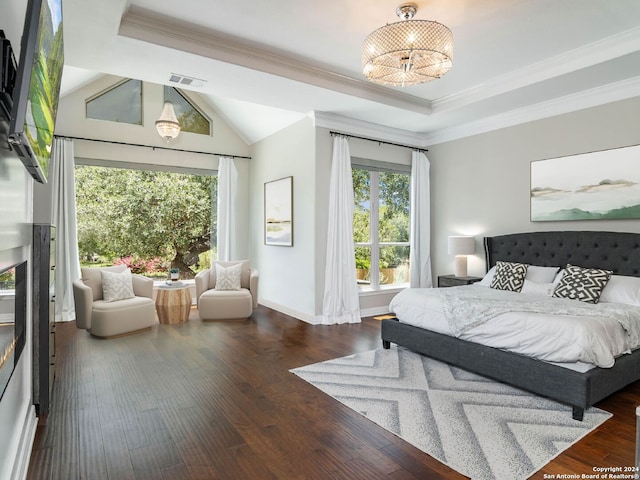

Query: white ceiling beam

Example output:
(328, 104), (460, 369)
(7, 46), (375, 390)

(119, 6), (433, 116)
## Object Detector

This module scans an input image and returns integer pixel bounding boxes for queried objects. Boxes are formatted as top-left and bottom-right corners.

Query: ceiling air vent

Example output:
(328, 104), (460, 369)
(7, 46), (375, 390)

(168, 73), (206, 88)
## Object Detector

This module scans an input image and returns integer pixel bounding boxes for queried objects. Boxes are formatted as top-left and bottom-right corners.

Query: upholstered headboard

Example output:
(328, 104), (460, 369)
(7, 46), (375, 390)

(484, 231), (640, 277)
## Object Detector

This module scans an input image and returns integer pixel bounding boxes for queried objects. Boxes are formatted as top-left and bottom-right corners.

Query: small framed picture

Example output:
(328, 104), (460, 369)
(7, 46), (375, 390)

(264, 176), (293, 246)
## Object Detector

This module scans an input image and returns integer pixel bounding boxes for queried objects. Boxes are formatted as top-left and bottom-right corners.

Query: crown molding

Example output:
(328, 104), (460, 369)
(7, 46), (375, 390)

(433, 26), (640, 114)
(312, 111), (427, 147)
(119, 7), (432, 116)
(423, 76), (640, 145)
(315, 76), (640, 148)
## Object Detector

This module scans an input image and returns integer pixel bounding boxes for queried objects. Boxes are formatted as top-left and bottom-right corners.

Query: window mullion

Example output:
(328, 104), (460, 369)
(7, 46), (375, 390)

(370, 171), (380, 289)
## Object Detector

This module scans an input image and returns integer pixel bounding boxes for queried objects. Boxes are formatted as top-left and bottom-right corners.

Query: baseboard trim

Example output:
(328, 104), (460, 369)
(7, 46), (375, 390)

(258, 300), (317, 324)
(360, 306), (392, 318)
(11, 405), (37, 480)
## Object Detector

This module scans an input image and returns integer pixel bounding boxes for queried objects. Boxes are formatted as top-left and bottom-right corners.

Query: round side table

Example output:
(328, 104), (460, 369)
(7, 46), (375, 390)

(155, 284), (192, 324)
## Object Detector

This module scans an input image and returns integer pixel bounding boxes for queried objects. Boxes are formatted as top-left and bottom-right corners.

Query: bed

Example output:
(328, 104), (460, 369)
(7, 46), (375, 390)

(382, 230), (640, 420)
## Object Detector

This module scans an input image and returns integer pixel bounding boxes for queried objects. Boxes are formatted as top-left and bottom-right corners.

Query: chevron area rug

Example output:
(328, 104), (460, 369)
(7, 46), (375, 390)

(291, 346), (611, 480)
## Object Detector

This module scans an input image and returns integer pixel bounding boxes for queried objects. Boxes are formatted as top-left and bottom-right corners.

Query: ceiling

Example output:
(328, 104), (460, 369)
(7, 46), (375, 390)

(60, 0), (640, 145)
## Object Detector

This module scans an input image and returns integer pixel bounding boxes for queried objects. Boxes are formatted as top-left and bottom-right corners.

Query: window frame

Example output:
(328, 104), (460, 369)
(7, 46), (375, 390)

(85, 78), (143, 125)
(352, 159), (411, 291)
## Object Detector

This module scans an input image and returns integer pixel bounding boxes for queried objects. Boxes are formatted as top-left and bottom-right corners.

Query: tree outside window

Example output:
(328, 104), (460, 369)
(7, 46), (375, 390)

(353, 167), (410, 288)
(75, 165), (217, 279)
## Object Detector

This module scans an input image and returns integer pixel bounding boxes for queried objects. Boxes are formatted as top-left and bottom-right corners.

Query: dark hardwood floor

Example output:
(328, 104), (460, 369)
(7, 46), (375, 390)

(27, 306), (640, 480)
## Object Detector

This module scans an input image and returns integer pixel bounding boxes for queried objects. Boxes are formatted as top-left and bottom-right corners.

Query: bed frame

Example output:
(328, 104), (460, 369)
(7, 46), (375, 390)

(382, 230), (640, 420)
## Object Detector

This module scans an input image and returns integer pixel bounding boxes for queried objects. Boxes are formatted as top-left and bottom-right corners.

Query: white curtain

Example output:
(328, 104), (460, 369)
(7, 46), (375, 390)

(216, 156), (237, 262)
(409, 150), (433, 288)
(317, 136), (361, 325)
(50, 137), (81, 321)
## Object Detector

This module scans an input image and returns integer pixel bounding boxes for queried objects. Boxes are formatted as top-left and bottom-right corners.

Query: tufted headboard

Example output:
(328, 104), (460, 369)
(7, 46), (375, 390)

(484, 231), (640, 277)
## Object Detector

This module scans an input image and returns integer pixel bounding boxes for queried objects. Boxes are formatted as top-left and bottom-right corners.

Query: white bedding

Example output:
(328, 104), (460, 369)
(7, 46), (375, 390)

(389, 284), (640, 369)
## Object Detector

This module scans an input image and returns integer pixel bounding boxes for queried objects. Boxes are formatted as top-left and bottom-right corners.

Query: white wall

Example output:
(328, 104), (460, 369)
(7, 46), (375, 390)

(250, 117), (317, 321)
(0, 1), (38, 477)
(429, 96), (640, 279)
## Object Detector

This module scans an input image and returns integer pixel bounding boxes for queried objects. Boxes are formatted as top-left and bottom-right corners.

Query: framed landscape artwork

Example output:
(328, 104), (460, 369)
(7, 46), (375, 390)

(264, 176), (293, 246)
(530, 144), (640, 221)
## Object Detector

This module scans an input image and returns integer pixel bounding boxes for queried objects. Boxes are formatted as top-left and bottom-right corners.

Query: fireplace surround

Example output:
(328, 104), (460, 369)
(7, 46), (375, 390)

(0, 261), (26, 401)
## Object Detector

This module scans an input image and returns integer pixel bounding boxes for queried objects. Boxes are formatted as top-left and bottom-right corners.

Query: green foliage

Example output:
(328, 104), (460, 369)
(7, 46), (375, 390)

(379, 172), (410, 220)
(352, 168), (370, 205)
(178, 109), (210, 135)
(352, 168), (410, 272)
(75, 166), (216, 278)
(0, 268), (15, 290)
(355, 247), (370, 269)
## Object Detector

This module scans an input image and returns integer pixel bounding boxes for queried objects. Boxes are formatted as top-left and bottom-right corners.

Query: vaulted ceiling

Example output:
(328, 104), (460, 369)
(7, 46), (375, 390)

(60, 0), (640, 145)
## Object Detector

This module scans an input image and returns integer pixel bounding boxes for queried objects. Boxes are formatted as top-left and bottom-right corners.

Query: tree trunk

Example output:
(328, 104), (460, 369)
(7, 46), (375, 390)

(171, 254), (195, 279)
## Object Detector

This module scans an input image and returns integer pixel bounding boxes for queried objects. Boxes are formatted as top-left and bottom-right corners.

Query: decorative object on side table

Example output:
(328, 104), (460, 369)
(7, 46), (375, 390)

(169, 268), (180, 282)
(437, 274), (482, 287)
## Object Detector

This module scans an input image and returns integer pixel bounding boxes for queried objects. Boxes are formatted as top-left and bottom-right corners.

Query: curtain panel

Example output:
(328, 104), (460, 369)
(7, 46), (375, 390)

(317, 136), (361, 325)
(216, 156), (237, 262)
(409, 150), (433, 288)
(50, 137), (81, 321)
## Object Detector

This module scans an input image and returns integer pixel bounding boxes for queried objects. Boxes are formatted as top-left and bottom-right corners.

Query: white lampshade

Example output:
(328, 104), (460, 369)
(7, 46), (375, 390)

(448, 236), (475, 277)
(448, 236), (475, 255)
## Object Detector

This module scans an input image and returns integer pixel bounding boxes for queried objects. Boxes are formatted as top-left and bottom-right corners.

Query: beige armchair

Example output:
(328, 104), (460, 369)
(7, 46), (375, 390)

(195, 260), (259, 321)
(73, 265), (157, 338)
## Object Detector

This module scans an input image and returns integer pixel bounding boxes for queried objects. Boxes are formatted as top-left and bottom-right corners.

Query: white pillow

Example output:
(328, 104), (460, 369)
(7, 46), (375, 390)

(525, 265), (559, 283)
(599, 275), (640, 306)
(215, 263), (242, 290)
(521, 280), (555, 296)
(477, 266), (496, 287)
(101, 269), (135, 302)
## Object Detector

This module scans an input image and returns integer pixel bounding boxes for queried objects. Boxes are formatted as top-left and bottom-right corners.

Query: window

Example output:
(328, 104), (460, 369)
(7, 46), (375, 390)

(164, 87), (211, 135)
(74, 163), (217, 280)
(86, 79), (142, 125)
(353, 163), (410, 289)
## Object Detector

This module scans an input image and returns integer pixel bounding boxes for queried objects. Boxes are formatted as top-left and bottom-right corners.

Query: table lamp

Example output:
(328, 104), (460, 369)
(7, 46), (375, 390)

(448, 236), (475, 277)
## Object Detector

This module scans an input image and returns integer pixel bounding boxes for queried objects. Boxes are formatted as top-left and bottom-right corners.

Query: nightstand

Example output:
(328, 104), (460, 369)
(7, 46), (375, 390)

(437, 274), (482, 287)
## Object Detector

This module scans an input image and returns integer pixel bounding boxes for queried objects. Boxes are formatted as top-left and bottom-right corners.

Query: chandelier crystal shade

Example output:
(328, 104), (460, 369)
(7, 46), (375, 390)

(362, 3), (453, 87)
(155, 101), (181, 141)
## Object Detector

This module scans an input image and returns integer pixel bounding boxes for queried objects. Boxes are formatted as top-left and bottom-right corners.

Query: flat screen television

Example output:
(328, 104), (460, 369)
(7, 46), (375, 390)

(8, 0), (64, 184)
(0, 31), (17, 118)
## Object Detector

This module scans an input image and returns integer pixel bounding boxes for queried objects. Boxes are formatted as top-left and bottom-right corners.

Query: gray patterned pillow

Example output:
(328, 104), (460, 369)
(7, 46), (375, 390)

(489, 261), (528, 292)
(101, 269), (135, 302)
(215, 263), (242, 290)
(552, 264), (612, 304)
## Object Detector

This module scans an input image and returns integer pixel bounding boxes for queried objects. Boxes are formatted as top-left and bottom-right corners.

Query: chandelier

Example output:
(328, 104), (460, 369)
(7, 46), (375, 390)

(362, 3), (453, 87)
(155, 101), (181, 141)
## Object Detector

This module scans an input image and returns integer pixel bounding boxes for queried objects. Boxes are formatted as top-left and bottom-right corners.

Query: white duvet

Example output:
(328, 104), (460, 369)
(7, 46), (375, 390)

(388, 285), (640, 369)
